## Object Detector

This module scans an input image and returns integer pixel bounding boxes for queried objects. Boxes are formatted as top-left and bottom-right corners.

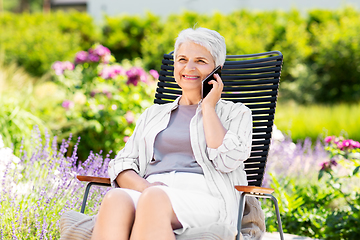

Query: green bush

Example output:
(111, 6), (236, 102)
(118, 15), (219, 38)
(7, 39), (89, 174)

(0, 11), (100, 76)
(101, 13), (161, 63)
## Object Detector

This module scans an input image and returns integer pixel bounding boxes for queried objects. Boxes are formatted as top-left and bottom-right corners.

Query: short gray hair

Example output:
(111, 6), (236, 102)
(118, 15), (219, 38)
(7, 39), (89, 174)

(174, 27), (226, 67)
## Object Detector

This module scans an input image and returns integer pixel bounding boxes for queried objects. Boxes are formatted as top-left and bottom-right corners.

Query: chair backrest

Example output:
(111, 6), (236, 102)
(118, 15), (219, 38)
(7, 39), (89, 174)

(155, 51), (283, 187)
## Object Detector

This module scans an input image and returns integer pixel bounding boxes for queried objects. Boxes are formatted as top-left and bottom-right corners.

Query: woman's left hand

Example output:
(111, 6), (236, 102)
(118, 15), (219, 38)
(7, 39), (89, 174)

(202, 73), (223, 109)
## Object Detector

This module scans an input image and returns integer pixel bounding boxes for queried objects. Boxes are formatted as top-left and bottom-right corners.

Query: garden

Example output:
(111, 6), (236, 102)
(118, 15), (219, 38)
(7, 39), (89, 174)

(1, 6), (360, 239)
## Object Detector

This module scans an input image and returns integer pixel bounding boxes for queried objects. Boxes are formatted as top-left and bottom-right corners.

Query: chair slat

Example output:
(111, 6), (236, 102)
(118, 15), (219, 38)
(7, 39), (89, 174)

(222, 78), (280, 86)
(221, 91), (278, 99)
(248, 181), (262, 186)
(157, 88), (182, 95)
(223, 67), (282, 75)
(224, 61), (281, 70)
(222, 73), (280, 81)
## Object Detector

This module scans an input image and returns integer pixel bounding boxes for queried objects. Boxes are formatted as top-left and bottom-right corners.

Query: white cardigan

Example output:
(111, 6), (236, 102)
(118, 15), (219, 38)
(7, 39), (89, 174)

(108, 97), (252, 227)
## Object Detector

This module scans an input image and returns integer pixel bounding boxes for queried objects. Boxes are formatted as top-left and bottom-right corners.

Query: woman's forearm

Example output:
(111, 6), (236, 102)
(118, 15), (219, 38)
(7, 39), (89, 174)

(115, 169), (151, 192)
(202, 104), (227, 149)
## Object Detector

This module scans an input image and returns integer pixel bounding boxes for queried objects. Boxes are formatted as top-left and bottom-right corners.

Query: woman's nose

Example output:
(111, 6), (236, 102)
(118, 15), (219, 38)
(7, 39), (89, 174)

(184, 61), (196, 71)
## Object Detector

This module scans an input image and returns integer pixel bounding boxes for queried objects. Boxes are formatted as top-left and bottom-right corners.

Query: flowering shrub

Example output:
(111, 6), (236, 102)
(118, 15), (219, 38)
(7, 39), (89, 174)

(51, 44), (157, 160)
(321, 136), (360, 171)
(0, 128), (110, 239)
(263, 135), (360, 239)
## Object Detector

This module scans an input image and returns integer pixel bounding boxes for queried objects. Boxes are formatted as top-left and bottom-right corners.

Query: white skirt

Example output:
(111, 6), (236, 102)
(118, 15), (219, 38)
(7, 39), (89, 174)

(118, 171), (222, 235)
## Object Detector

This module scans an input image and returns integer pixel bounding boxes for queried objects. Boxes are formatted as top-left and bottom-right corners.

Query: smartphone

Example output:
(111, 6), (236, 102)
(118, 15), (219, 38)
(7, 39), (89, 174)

(202, 65), (222, 99)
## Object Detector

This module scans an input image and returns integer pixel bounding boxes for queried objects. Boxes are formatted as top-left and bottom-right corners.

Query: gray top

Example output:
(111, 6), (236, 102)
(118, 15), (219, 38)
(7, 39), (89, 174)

(144, 104), (204, 178)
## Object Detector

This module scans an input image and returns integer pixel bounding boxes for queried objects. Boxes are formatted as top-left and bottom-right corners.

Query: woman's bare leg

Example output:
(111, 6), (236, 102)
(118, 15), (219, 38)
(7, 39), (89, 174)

(91, 189), (136, 240)
(130, 187), (182, 240)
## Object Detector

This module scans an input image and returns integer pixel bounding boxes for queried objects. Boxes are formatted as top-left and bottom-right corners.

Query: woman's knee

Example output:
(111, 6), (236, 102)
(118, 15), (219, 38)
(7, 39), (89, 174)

(102, 188), (135, 208)
(137, 187), (182, 229)
(138, 187), (169, 205)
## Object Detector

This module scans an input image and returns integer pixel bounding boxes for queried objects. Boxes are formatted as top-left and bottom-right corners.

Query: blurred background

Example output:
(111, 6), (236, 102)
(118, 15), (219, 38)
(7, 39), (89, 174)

(1, 0), (360, 159)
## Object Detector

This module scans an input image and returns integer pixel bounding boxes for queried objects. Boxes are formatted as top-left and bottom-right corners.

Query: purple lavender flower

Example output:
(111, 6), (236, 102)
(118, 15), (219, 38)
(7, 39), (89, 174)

(74, 51), (88, 64)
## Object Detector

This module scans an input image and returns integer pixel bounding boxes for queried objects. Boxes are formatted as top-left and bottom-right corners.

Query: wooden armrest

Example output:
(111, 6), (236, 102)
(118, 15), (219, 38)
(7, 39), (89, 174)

(234, 185), (274, 194)
(77, 175), (111, 185)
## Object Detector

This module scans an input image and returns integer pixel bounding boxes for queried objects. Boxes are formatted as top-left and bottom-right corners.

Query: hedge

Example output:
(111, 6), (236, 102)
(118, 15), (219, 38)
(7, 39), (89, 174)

(0, 8), (359, 103)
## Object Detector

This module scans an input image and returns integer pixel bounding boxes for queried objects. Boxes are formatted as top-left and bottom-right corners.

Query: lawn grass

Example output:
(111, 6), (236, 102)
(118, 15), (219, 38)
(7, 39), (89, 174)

(275, 102), (360, 142)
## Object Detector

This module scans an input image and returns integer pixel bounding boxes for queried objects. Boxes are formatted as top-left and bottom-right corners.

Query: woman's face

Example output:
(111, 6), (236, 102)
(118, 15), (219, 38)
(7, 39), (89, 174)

(174, 41), (215, 95)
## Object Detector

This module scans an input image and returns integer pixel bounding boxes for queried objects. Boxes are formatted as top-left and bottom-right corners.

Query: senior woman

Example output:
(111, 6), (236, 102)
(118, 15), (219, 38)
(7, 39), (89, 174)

(91, 27), (254, 240)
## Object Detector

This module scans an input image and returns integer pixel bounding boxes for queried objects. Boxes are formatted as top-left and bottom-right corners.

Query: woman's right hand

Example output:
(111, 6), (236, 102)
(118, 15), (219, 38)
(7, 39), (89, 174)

(116, 169), (167, 192)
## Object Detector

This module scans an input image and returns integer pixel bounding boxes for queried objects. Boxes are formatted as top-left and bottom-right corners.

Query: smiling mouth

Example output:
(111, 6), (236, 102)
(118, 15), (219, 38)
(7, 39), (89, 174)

(182, 75), (200, 80)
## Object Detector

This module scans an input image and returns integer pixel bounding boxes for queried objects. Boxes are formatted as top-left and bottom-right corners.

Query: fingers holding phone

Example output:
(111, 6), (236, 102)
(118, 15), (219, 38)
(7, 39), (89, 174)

(202, 66), (223, 108)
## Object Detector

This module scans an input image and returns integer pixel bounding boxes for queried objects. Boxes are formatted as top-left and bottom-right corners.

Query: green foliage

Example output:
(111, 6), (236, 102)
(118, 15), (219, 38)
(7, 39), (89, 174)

(0, 56), (49, 155)
(0, 11), (100, 76)
(101, 13), (162, 63)
(306, 8), (360, 103)
(274, 102), (360, 142)
(1, 9), (360, 103)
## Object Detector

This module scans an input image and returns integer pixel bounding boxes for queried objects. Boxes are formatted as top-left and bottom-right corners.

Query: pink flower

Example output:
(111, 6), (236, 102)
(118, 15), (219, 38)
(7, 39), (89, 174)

(52, 61), (75, 75)
(93, 45), (111, 57)
(63, 61), (74, 71)
(123, 136), (130, 143)
(88, 53), (100, 62)
(99, 65), (124, 80)
(102, 89), (112, 99)
(342, 139), (352, 149)
(324, 136), (334, 143)
(337, 142), (344, 150)
(149, 69), (159, 79)
(112, 65), (124, 75)
(126, 67), (148, 86)
(88, 45), (112, 63)
(62, 100), (74, 110)
(125, 111), (135, 124)
(52, 61), (64, 75)
(352, 140), (360, 149)
(75, 51), (88, 64)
